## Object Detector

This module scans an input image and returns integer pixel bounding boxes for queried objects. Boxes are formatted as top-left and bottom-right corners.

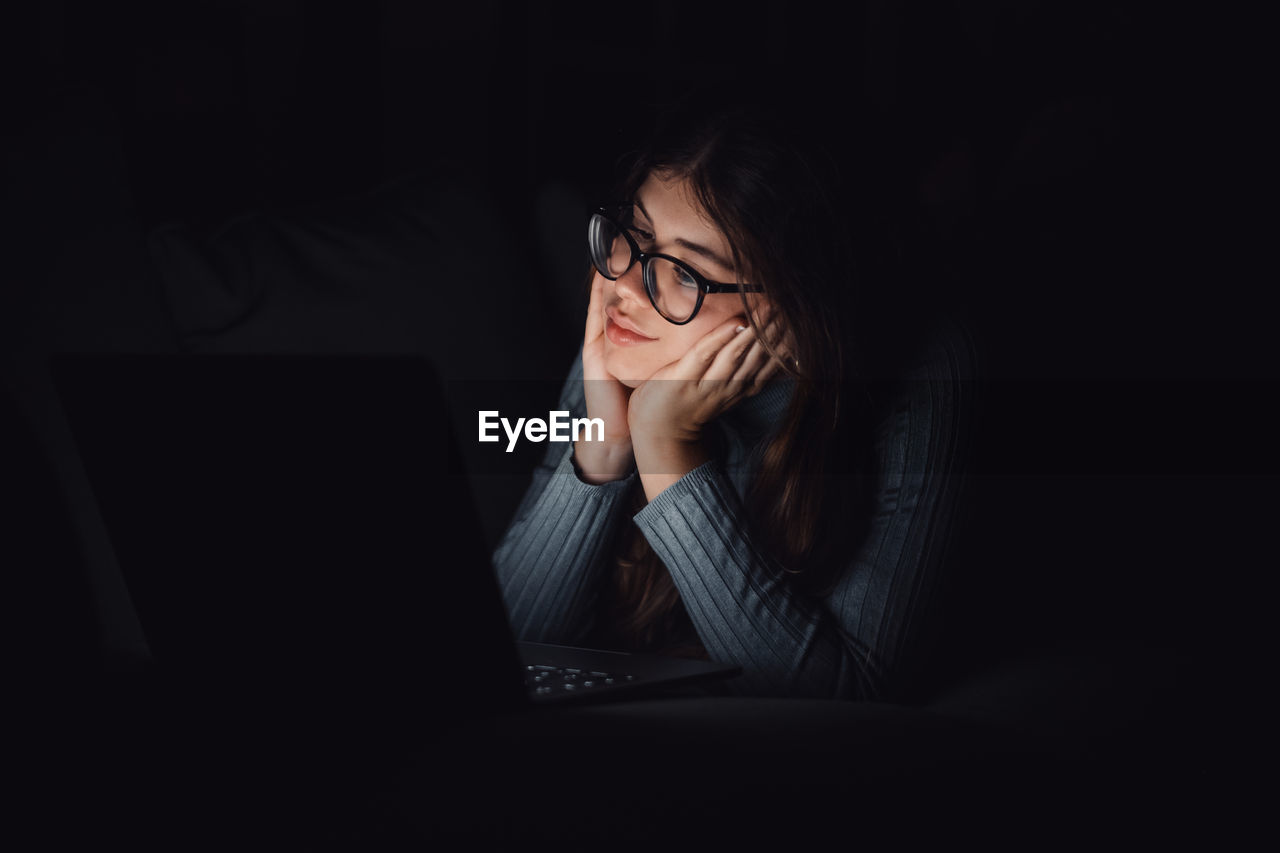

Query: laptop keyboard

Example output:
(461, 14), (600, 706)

(524, 664), (635, 696)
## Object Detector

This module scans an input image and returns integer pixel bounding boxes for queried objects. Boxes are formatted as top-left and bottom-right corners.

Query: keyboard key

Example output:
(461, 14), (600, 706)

(525, 661), (637, 697)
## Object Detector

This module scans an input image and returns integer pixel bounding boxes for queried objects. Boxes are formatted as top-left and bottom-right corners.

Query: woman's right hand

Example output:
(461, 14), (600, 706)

(574, 272), (636, 483)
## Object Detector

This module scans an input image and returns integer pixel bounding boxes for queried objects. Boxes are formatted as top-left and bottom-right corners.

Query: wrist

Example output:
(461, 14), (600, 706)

(572, 437), (635, 484)
(633, 435), (709, 501)
(631, 426), (703, 463)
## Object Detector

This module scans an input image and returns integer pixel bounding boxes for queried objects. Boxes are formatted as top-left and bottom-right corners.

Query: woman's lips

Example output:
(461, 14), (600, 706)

(604, 309), (656, 346)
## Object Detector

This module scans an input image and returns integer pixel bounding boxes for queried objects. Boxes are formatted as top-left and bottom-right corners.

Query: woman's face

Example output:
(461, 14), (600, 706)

(601, 172), (767, 387)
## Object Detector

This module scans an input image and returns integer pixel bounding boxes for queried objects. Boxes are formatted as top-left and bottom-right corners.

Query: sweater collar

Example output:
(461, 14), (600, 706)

(724, 374), (795, 438)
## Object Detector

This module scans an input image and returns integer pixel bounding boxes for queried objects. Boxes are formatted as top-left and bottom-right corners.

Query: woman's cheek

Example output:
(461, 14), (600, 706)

(664, 324), (711, 363)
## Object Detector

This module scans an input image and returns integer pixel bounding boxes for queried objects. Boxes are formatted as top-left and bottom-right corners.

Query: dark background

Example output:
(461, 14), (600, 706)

(3, 0), (1265, 376)
(1, 0), (1270, 842)
(5, 0), (1267, 657)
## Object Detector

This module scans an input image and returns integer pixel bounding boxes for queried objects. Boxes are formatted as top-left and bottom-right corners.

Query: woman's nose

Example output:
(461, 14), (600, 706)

(613, 262), (648, 306)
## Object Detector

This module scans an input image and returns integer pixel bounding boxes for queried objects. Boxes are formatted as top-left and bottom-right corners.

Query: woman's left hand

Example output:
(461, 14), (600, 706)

(627, 309), (790, 500)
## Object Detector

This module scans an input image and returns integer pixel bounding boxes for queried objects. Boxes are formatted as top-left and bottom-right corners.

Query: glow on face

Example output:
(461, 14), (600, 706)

(600, 172), (765, 387)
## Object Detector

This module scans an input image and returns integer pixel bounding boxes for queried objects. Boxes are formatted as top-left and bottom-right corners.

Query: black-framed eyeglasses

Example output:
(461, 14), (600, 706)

(587, 206), (763, 325)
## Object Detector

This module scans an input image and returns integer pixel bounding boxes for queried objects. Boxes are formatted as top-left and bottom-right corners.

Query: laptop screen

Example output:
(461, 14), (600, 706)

(53, 354), (526, 721)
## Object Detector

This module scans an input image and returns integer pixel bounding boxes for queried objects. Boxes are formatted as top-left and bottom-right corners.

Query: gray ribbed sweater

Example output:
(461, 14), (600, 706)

(493, 343), (963, 700)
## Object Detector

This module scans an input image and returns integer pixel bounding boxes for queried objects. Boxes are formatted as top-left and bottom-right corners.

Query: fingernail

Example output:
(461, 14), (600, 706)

(735, 325), (747, 333)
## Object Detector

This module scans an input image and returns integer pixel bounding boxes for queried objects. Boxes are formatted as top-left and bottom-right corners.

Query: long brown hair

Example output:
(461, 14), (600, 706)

(598, 85), (872, 656)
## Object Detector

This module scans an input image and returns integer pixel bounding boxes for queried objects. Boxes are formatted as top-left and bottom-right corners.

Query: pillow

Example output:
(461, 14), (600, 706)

(147, 170), (563, 377)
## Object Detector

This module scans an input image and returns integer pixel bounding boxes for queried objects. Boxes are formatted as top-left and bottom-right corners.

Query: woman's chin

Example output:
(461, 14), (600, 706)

(603, 352), (652, 388)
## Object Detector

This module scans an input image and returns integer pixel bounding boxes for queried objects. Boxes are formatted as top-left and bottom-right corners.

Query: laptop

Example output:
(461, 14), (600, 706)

(51, 354), (739, 724)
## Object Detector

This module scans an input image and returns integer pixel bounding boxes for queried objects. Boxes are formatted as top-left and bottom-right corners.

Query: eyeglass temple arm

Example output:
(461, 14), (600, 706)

(703, 283), (766, 293)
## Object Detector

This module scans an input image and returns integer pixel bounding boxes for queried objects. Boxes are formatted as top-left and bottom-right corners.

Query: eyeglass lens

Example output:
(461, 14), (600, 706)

(588, 213), (702, 323)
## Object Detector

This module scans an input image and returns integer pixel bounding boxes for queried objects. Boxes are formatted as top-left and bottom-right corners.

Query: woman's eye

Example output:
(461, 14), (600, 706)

(676, 268), (699, 289)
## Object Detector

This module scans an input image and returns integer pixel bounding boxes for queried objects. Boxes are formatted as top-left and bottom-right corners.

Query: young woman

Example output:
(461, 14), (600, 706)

(492, 90), (959, 700)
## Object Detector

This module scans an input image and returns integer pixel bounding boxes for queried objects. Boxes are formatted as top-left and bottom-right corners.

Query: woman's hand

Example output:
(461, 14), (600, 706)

(628, 308), (790, 501)
(574, 273), (637, 483)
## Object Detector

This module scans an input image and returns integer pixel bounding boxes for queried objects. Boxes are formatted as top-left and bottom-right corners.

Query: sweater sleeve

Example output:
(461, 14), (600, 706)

(632, 333), (969, 701)
(632, 461), (882, 699)
(490, 352), (637, 644)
